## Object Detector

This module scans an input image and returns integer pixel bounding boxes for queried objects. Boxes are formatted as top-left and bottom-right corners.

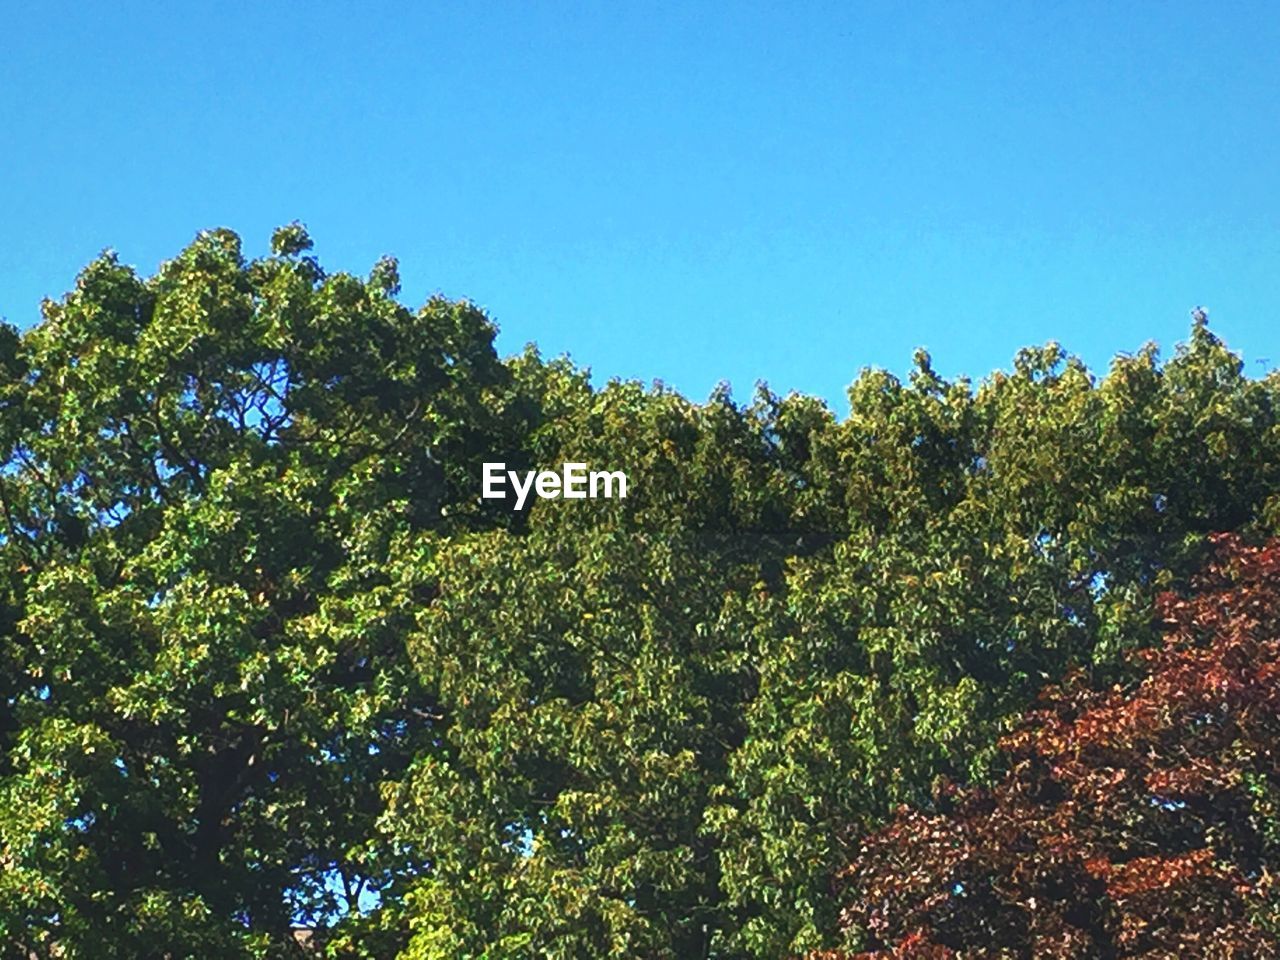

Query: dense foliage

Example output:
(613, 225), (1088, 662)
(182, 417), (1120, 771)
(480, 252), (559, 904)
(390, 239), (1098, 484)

(824, 533), (1280, 957)
(0, 226), (524, 957)
(1, 227), (1278, 957)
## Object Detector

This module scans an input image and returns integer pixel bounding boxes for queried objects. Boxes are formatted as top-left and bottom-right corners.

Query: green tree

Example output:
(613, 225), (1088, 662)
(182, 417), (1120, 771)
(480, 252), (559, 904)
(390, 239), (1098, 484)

(0, 226), (520, 957)
(381, 369), (830, 958)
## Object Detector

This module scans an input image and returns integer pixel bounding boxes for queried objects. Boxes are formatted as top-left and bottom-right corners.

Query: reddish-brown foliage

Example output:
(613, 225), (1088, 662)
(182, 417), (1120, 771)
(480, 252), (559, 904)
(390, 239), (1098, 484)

(825, 534), (1280, 958)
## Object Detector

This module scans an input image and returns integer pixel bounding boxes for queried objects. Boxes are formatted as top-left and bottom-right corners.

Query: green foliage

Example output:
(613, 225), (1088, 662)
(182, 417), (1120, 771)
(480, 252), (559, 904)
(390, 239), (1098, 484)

(384, 378), (793, 959)
(0, 229), (520, 957)
(1, 228), (1278, 957)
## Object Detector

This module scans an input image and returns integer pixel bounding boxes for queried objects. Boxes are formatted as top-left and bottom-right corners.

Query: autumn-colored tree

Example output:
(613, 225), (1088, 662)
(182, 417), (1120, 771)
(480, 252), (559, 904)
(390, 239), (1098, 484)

(824, 533), (1280, 958)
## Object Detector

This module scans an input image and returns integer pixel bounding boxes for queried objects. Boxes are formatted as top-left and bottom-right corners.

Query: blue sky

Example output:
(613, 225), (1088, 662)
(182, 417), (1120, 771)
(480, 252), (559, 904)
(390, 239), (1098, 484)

(2, 1), (1278, 411)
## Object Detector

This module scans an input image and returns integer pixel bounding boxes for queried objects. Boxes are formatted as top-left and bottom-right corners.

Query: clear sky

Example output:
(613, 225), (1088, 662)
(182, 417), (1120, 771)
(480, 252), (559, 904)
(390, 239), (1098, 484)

(2, 1), (1278, 411)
